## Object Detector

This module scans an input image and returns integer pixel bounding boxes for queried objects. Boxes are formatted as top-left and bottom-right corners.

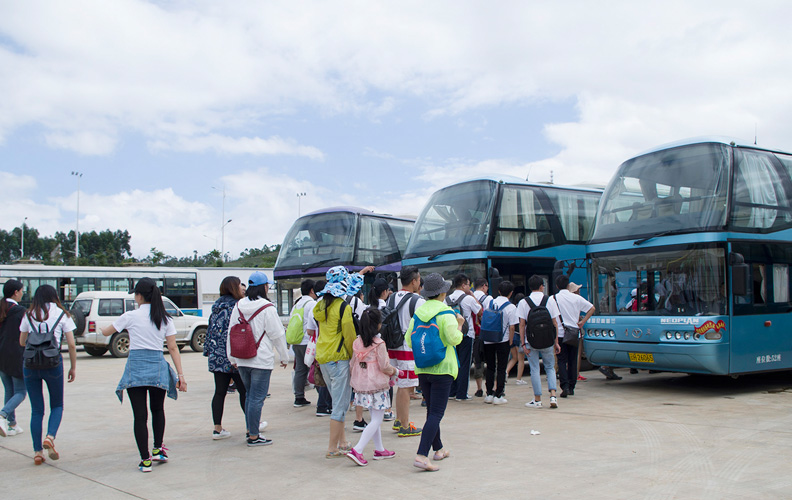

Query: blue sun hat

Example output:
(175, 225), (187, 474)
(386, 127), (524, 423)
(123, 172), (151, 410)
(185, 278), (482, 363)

(318, 266), (350, 297)
(345, 273), (365, 296)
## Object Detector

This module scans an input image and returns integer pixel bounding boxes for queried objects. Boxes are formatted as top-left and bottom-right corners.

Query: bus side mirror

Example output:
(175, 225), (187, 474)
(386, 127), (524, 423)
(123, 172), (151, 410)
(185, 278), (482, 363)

(729, 252), (749, 296)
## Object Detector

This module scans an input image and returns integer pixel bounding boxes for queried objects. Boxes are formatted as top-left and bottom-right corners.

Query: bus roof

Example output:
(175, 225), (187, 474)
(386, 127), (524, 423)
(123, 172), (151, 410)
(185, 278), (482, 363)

(631, 136), (792, 159)
(302, 206), (415, 221)
(437, 175), (603, 194)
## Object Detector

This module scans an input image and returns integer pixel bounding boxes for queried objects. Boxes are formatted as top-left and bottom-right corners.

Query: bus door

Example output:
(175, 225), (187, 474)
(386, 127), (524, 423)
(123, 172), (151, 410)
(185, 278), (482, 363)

(730, 250), (792, 373)
(491, 258), (555, 297)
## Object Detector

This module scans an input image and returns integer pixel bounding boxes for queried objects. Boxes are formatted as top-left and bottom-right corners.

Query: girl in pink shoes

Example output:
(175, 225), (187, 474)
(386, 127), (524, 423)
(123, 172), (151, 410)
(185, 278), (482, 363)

(346, 308), (398, 466)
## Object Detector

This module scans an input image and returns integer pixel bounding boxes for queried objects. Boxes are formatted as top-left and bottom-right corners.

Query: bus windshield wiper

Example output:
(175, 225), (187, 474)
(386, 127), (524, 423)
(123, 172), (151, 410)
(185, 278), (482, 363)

(428, 249), (454, 261)
(633, 229), (694, 246)
(301, 258), (339, 272)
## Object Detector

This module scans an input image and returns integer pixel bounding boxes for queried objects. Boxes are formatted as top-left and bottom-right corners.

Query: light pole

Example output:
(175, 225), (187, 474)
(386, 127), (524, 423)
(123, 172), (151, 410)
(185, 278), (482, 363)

(71, 171), (82, 262)
(297, 192), (307, 217)
(20, 217), (27, 259)
(203, 234), (217, 251)
(221, 219), (232, 260)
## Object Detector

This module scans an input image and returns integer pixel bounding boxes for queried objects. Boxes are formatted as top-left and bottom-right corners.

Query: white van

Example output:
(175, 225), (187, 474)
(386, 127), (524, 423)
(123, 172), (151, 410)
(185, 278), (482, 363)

(70, 291), (208, 358)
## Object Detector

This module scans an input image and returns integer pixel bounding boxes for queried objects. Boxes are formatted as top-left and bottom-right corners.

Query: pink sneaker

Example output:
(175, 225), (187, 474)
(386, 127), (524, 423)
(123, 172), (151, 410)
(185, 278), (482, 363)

(346, 448), (368, 466)
(373, 449), (396, 460)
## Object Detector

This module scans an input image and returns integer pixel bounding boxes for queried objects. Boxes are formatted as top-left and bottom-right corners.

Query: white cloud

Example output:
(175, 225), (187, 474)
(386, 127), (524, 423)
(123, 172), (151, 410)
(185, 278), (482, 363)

(45, 130), (118, 155)
(149, 134), (324, 160)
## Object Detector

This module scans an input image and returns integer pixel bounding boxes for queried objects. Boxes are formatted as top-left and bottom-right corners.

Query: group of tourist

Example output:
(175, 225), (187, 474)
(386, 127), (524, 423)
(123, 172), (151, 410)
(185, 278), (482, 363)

(0, 264), (597, 473)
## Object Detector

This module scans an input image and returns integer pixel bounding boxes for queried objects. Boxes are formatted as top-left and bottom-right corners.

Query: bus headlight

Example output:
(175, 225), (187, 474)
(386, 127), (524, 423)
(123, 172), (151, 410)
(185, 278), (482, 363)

(666, 332), (673, 340)
(683, 332), (691, 340)
(705, 332), (722, 340)
(609, 330), (615, 337)
(674, 332), (682, 340)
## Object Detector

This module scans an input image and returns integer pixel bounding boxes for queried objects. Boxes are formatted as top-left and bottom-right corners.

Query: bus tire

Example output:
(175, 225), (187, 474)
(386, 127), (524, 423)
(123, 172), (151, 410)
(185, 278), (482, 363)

(84, 346), (108, 357)
(109, 332), (130, 358)
(190, 327), (207, 352)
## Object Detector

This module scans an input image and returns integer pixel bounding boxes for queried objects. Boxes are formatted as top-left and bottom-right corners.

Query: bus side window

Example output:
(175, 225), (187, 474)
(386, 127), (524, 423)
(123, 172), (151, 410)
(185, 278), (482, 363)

(752, 264), (766, 304)
(772, 264), (789, 303)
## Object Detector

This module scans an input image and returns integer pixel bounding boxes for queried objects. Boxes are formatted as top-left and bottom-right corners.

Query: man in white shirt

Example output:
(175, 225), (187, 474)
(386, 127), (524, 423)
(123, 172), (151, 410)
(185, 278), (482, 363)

(447, 274), (482, 401)
(471, 278), (491, 397)
(288, 280), (317, 408)
(552, 277), (595, 398)
(517, 275), (561, 409)
(482, 280), (518, 405)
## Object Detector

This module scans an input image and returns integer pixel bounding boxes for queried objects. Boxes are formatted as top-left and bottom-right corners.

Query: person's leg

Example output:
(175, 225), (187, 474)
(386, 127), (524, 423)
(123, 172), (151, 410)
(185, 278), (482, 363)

(416, 374), (435, 457)
(212, 372), (232, 430)
(567, 344), (579, 392)
(396, 385), (410, 424)
(291, 344), (308, 400)
(483, 342), (496, 396)
(472, 337), (485, 392)
(316, 386), (332, 413)
(454, 336), (473, 399)
(557, 343), (571, 393)
(231, 371), (247, 412)
(127, 387), (151, 461)
(505, 347), (517, 375)
(243, 368), (272, 439)
(0, 371), (26, 426)
(23, 368), (44, 452)
(495, 342), (510, 397)
(353, 407), (384, 453)
(43, 364), (64, 440)
(416, 374), (452, 459)
(516, 346), (525, 381)
(541, 346), (558, 396)
(146, 387), (166, 450)
(322, 361), (352, 451)
(527, 347), (542, 400)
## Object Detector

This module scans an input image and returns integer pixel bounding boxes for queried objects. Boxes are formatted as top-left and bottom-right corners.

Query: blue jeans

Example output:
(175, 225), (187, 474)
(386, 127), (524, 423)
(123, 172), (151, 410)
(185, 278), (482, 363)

(417, 373), (453, 457)
(450, 336), (473, 399)
(320, 360), (352, 422)
(526, 344), (557, 396)
(23, 363), (64, 452)
(237, 367), (272, 437)
(317, 386), (332, 413)
(0, 370), (27, 426)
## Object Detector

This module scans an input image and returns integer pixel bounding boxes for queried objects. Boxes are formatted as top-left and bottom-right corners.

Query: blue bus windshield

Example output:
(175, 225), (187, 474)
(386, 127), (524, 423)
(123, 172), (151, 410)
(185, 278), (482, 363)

(275, 212), (356, 269)
(592, 143), (731, 242)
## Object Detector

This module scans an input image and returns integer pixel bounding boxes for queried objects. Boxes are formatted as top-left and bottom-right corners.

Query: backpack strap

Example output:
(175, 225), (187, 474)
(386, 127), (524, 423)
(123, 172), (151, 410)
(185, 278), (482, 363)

(408, 295), (419, 318)
(539, 296), (549, 308)
(248, 304), (274, 348)
(525, 297), (537, 309)
(497, 300), (510, 312)
(336, 300), (349, 353)
(553, 295), (566, 329)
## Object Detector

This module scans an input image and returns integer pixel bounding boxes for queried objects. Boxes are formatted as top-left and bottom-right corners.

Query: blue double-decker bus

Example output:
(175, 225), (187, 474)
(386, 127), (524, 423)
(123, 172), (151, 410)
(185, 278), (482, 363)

(402, 176), (601, 296)
(585, 137), (792, 375)
(273, 207), (414, 316)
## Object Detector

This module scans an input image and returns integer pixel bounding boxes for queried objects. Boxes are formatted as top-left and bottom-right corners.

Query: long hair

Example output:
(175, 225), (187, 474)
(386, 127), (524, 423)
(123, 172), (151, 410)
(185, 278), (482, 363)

(359, 307), (381, 348)
(134, 278), (171, 330)
(368, 279), (389, 306)
(219, 276), (244, 300)
(246, 284), (269, 301)
(28, 284), (68, 322)
(0, 279), (23, 324)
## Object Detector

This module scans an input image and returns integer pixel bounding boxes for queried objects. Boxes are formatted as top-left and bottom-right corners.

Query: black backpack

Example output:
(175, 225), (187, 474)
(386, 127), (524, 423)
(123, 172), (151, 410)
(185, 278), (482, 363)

(380, 293), (419, 350)
(524, 296), (556, 349)
(23, 310), (66, 370)
(445, 294), (469, 335)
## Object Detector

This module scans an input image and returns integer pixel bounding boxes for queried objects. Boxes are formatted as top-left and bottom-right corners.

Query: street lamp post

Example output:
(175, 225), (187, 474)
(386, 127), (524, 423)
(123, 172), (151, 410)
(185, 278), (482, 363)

(297, 192), (307, 217)
(71, 171), (83, 262)
(221, 219), (232, 261)
(20, 217), (27, 259)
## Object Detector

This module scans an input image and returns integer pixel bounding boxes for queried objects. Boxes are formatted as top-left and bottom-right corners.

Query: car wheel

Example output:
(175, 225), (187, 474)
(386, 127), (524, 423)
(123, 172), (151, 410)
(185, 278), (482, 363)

(190, 326), (207, 352)
(109, 331), (130, 358)
(71, 308), (86, 336)
(84, 346), (108, 357)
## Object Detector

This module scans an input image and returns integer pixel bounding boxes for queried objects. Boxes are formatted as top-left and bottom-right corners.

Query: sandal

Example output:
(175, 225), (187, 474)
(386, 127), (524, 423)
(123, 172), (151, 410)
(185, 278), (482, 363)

(34, 454), (45, 466)
(42, 436), (59, 460)
(325, 450), (345, 459)
(413, 458), (439, 472)
(433, 449), (451, 461)
(338, 441), (352, 452)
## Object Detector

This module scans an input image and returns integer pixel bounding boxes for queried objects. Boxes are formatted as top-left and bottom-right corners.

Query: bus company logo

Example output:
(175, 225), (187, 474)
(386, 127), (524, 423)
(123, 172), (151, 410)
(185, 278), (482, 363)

(660, 318), (700, 325)
(694, 320), (726, 335)
(756, 354), (781, 364)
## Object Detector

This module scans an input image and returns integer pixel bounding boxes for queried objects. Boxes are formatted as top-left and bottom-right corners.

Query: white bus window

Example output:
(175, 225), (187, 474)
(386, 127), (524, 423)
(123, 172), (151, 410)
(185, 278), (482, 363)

(773, 264), (789, 303)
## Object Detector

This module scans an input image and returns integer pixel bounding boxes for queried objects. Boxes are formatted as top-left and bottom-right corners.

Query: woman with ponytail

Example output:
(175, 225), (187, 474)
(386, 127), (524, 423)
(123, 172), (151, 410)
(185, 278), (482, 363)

(102, 278), (186, 473)
(0, 280), (27, 438)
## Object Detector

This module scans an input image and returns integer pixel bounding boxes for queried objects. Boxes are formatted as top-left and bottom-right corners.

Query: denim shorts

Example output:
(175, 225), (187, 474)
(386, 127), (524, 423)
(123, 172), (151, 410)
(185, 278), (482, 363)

(320, 360), (352, 422)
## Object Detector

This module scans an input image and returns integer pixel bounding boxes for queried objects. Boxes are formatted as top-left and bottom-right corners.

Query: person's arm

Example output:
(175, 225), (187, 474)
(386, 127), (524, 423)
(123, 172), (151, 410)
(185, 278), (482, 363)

(444, 313), (464, 347)
(552, 318), (561, 354)
(579, 306), (595, 329)
(64, 329), (77, 382)
(519, 318), (527, 353)
(267, 308), (289, 368)
(101, 325), (117, 337)
(102, 313), (128, 337)
(377, 342), (397, 376)
(166, 335), (187, 391)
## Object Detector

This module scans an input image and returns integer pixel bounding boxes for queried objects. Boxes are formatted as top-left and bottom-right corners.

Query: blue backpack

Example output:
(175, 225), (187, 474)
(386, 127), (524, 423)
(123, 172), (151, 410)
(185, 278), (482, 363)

(411, 310), (454, 368)
(480, 300), (510, 343)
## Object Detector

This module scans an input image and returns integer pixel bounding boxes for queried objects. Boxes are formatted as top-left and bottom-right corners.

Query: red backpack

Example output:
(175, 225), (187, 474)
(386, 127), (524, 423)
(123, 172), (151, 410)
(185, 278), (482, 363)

(229, 304), (273, 359)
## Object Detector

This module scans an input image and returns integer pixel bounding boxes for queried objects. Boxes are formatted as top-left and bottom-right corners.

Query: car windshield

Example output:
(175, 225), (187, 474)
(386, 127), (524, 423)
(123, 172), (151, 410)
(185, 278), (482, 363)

(405, 180), (496, 257)
(592, 143), (731, 242)
(592, 246), (727, 316)
(275, 212), (357, 269)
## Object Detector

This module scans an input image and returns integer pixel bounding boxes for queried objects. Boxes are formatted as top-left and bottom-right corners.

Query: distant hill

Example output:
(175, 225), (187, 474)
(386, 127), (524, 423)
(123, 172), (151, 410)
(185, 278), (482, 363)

(225, 245), (280, 268)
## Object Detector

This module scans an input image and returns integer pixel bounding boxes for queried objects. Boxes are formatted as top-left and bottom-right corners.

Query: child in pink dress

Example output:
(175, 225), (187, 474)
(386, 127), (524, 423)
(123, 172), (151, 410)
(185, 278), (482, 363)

(347, 308), (399, 466)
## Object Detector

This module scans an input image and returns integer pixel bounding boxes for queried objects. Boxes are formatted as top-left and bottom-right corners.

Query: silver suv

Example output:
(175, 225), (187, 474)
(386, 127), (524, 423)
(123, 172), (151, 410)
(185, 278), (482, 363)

(70, 291), (208, 358)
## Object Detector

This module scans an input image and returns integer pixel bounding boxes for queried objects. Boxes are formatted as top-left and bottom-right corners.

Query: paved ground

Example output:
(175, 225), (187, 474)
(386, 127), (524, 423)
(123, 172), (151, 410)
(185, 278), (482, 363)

(1, 350), (791, 500)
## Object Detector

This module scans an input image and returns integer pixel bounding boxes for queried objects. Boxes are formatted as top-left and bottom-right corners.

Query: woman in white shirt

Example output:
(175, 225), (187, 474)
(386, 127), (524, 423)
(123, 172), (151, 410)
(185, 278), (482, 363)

(19, 284), (77, 466)
(226, 272), (288, 447)
(102, 278), (186, 473)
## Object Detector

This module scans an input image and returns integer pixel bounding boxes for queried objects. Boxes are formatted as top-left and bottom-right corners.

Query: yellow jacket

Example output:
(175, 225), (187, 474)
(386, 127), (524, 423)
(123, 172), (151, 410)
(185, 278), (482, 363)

(313, 297), (356, 364)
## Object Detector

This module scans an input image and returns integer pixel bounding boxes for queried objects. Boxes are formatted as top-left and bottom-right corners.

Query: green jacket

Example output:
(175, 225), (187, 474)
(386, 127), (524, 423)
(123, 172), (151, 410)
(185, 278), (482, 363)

(313, 297), (356, 364)
(406, 299), (463, 377)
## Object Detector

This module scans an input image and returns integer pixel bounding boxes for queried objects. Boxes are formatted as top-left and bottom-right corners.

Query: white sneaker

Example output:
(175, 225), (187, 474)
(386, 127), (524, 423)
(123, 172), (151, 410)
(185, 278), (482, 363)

(259, 421), (268, 432)
(515, 379), (528, 385)
(212, 429), (231, 440)
(0, 415), (7, 437)
(493, 396), (508, 405)
(6, 425), (23, 436)
(525, 400), (543, 408)
(549, 396), (558, 409)
(484, 395), (495, 404)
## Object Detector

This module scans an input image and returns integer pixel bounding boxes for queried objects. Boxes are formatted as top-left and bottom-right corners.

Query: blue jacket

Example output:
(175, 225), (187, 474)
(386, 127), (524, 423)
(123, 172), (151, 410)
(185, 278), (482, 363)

(116, 349), (178, 402)
(204, 294), (237, 373)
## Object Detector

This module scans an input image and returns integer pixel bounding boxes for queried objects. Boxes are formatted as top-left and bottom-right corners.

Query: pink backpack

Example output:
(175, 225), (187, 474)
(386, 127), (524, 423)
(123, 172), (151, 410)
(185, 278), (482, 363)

(229, 304), (272, 359)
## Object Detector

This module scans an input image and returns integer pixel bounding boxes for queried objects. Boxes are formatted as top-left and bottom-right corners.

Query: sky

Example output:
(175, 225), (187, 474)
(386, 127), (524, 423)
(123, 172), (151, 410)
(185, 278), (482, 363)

(2, 0), (792, 260)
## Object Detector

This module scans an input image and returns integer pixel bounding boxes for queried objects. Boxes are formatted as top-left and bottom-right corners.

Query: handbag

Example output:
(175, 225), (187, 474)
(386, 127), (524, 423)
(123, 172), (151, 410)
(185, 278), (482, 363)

(307, 360), (326, 387)
(304, 334), (317, 365)
(554, 295), (580, 347)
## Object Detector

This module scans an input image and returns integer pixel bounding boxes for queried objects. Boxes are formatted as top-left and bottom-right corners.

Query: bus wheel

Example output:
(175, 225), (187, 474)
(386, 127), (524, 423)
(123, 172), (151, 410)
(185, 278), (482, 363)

(109, 332), (130, 358)
(84, 346), (108, 357)
(190, 326), (207, 352)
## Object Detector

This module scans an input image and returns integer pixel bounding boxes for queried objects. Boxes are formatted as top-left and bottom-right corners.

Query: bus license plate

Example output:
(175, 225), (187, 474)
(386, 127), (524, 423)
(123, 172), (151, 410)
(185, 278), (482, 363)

(628, 352), (654, 363)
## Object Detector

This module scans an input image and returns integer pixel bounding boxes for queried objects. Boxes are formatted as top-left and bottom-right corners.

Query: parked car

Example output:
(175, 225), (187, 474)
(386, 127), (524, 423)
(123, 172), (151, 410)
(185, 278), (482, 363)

(69, 291), (208, 358)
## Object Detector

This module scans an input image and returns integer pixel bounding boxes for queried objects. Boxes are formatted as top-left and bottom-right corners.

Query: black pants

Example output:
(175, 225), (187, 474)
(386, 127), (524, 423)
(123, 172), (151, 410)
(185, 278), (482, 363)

(558, 342), (579, 392)
(450, 336), (473, 399)
(212, 371), (246, 426)
(127, 386), (166, 461)
(417, 373), (453, 457)
(483, 341), (510, 397)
